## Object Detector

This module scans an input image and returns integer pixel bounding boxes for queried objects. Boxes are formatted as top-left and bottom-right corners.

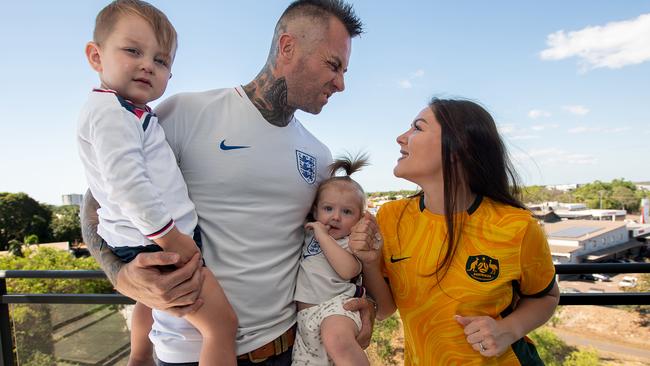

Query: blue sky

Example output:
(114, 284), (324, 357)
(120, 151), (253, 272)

(1, 1), (649, 205)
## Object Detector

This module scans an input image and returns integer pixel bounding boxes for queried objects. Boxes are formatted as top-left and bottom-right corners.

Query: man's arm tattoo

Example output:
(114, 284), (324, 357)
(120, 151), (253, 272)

(81, 192), (123, 285)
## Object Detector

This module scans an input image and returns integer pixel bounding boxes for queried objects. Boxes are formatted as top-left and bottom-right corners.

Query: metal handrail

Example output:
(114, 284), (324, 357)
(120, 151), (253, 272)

(0, 264), (648, 365)
(0, 270), (107, 279)
(554, 263), (650, 274)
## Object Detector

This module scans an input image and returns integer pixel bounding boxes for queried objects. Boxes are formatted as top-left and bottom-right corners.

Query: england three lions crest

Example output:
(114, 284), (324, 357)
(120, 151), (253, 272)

(303, 236), (322, 258)
(296, 150), (316, 184)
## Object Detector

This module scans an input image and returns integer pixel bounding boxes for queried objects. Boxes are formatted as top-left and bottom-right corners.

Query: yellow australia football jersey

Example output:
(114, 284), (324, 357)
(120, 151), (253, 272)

(377, 195), (555, 366)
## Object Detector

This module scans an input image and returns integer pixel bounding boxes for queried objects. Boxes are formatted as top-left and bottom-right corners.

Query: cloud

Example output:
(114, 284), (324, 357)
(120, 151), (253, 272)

(564, 154), (597, 165)
(567, 126), (598, 134)
(514, 148), (597, 165)
(499, 123), (541, 140)
(568, 125), (631, 134)
(540, 13), (650, 70)
(563, 105), (590, 115)
(606, 127), (631, 133)
(398, 80), (412, 89)
(528, 109), (551, 119)
(525, 148), (564, 158)
(398, 69), (425, 89)
(411, 69), (425, 78)
(497, 123), (515, 134)
(532, 124), (559, 131)
(510, 134), (540, 140)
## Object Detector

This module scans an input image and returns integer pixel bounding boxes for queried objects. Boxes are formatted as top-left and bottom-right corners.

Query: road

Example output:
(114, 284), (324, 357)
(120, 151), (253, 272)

(553, 328), (650, 362)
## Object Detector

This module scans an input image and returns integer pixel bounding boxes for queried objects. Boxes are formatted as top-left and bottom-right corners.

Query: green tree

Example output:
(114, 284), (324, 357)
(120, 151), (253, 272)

(570, 179), (641, 211)
(521, 186), (575, 205)
(50, 205), (82, 243)
(611, 186), (639, 211)
(0, 192), (52, 250)
(572, 181), (612, 209)
(522, 185), (553, 204)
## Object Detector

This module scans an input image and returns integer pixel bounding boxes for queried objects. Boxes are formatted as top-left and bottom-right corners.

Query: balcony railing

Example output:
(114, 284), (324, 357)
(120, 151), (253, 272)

(1, 263), (649, 365)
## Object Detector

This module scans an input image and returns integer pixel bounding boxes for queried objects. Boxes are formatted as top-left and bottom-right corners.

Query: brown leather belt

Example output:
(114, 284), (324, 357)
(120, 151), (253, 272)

(237, 326), (295, 363)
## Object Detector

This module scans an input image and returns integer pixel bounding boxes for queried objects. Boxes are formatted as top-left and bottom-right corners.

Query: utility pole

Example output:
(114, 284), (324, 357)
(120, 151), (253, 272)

(599, 190), (604, 209)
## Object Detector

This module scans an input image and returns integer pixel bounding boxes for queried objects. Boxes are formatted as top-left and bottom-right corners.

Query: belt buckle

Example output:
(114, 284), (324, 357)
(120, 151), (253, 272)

(245, 327), (293, 363)
(248, 351), (269, 364)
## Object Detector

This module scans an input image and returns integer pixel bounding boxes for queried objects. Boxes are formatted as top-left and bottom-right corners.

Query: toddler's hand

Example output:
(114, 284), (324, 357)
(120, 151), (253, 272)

(173, 233), (201, 265)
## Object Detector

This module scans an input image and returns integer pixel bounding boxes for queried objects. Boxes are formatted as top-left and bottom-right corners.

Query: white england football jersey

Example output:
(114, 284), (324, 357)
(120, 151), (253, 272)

(150, 86), (332, 362)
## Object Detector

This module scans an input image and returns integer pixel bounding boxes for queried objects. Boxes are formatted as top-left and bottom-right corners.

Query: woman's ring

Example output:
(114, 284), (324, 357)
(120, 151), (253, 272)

(479, 341), (486, 352)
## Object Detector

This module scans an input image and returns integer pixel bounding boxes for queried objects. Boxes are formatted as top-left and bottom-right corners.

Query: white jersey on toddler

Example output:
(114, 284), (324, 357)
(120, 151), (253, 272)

(77, 89), (201, 364)
(292, 233), (363, 365)
(77, 89), (197, 247)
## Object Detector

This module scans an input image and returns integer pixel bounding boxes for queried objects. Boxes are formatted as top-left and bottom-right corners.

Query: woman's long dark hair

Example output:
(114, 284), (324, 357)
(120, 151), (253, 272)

(404, 98), (526, 279)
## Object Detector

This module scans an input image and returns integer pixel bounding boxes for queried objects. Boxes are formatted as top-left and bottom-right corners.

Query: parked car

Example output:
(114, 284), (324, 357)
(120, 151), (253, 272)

(560, 287), (581, 293)
(587, 288), (605, 293)
(592, 273), (612, 282)
(578, 274), (596, 281)
(618, 276), (638, 288)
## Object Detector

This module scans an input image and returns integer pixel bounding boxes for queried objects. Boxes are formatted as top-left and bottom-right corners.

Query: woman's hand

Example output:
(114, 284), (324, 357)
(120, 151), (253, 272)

(455, 315), (516, 357)
(348, 212), (381, 264)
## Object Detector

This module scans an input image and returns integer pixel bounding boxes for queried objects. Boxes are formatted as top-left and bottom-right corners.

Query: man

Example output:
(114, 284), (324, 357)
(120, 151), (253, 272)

(81, 1), (378, 365)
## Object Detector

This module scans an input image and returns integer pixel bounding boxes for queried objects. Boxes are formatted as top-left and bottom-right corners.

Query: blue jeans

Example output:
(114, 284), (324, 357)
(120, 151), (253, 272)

(156, 348), (292, 366)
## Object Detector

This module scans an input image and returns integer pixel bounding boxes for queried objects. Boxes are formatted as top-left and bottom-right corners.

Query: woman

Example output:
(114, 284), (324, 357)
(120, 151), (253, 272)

(361, 98), (559, 365)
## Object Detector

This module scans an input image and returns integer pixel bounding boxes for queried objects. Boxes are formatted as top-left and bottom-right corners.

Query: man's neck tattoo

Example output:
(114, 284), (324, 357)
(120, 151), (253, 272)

(243, 66), (295, 127)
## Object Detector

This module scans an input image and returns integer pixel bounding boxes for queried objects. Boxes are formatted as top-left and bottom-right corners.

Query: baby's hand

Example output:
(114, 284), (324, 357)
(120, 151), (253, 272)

(305, 221), (330, 236)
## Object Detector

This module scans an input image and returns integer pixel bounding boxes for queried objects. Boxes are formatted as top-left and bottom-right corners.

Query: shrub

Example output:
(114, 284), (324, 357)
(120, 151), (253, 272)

(564, 347), (600, 366)
(0, 246), (113, 363)
(529, 328), (601, 366)
(529, 328), (574, 366)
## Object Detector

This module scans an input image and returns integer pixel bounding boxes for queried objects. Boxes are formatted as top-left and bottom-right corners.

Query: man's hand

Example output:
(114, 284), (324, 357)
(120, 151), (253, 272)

(343, 297), (376, 349)
(117, 251), (204, 317)
(349, 212), (381, 265)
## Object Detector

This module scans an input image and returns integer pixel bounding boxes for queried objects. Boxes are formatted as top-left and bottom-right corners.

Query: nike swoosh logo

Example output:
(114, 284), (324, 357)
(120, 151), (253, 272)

(390, 255), (411, 263)
(220, 140), (250, 150)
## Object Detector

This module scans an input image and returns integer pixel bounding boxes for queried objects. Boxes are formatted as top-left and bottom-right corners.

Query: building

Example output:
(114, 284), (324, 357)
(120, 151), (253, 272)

(528, 202), (626, 221)
(62, 193), (83, 206)
(636, 184), (650, 192)
(545, 183), (580, 192)
(544, 220), (646, 264)
(589, 209), (627, 221)
(641, 198), (649, 224)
